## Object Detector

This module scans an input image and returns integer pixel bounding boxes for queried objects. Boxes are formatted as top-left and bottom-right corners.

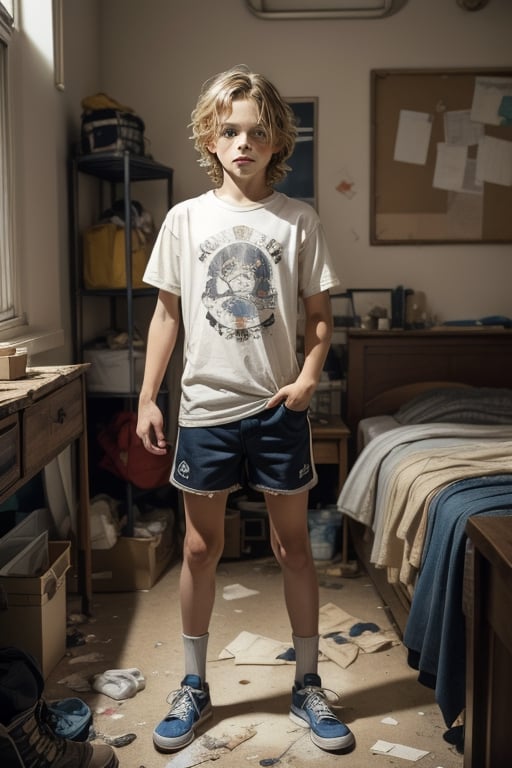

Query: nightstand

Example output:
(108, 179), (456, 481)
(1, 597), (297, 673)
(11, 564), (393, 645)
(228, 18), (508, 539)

(310, 416), (353, 569)
(311, 416), (350, 495)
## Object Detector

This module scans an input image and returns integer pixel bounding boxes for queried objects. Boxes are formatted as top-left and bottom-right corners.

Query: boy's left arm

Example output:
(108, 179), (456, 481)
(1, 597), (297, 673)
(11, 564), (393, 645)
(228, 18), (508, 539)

(267, 290), (333, 411)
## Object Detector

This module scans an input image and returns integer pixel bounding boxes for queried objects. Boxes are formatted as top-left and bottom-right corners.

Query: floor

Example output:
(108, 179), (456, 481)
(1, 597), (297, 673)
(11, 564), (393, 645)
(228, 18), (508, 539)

(45, 556), (464, 768)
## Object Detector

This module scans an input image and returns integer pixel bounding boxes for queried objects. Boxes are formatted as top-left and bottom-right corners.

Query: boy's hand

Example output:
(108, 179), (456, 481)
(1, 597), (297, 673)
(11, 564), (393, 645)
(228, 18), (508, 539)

(136, 400), (168, 454)
(266, 383), (312, 412)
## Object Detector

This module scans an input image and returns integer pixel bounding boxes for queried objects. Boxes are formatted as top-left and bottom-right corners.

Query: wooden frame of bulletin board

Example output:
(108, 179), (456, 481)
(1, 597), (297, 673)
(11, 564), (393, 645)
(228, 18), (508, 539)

(371, 68), (512, 245)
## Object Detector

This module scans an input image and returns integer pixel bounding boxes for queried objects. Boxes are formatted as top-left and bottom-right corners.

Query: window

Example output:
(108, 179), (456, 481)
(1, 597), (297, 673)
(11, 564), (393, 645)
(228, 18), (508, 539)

(0, 1), (17, 327)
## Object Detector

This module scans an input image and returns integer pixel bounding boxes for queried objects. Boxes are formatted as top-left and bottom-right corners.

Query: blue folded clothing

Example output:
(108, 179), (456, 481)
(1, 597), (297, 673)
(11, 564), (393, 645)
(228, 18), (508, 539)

(46, 697), (92, 742)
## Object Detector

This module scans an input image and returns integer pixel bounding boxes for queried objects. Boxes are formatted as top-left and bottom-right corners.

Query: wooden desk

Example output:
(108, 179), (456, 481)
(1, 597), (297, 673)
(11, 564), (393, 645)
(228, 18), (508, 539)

(311, 417), (351, 564)
(464, 516), (512, 768)
(0, 365), (92, 615)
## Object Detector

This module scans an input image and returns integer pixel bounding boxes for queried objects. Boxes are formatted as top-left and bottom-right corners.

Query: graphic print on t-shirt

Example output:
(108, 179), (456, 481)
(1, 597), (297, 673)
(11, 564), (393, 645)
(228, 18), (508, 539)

(200, 225), (283, 341)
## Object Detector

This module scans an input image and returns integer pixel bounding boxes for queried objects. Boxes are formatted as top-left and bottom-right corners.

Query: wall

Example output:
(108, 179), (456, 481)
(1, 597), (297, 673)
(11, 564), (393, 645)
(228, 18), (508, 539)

(86, 0), (512, 324)
(5, 0), (101, 364)
(12, 0), (512, 369)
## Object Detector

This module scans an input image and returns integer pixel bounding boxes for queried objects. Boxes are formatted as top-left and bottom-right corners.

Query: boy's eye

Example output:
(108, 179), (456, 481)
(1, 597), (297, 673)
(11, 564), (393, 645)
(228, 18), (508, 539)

(219, 127), (268, 141)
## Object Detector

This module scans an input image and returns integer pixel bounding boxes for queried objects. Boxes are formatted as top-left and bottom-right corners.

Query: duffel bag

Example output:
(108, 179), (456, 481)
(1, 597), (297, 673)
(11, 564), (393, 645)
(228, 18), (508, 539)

(82, 222), (150, 290)
(80, 93), (145, 155)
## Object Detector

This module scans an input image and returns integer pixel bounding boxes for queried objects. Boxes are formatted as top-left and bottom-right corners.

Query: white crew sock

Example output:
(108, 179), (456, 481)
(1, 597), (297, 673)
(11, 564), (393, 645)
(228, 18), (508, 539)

(183, 632), (209, 684)
(293, 633), (320, 686)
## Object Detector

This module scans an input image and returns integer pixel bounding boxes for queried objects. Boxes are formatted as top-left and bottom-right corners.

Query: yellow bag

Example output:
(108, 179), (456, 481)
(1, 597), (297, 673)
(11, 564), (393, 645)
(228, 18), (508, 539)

(83, 222), (149, 289)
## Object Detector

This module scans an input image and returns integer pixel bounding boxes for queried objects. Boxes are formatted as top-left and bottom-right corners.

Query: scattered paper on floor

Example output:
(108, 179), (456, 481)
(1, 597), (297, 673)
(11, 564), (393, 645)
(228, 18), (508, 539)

(371, 739), (430, 761)
(166, 725), (256, 768)
(218, 603), (398, 671)
(381, 716), (398, 725)
(57, 673), (91, 692)
(319, 636), (359, 668)
(222, 583), (260, 600)
(219, 630), (291, 664)
(319, 602), (399, 654)
(68, 652), (104, 664)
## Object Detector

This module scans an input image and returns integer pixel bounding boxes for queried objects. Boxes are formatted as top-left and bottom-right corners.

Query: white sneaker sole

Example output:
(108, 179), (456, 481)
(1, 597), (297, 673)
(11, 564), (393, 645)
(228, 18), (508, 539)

(289, 709), (355, 751)
(153, 705), (213, 752)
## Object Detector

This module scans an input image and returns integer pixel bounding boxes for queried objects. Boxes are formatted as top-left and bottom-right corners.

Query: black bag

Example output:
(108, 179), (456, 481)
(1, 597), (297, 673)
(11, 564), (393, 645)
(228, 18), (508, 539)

(81, 107), (145, 155)
(0, 646), (43, 722)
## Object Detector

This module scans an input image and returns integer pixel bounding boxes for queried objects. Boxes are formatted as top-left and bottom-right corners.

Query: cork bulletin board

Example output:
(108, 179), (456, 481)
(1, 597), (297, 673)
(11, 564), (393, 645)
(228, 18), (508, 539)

(371, 68), (512, 244)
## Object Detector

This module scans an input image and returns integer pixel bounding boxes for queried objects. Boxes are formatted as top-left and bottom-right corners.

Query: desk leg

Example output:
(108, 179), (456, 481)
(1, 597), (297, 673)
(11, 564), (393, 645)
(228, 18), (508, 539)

(77, 386), (92, 615)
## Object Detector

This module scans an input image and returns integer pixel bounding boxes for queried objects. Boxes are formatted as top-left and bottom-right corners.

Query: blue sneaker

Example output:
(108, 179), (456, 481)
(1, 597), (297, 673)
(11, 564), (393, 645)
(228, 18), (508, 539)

(153, 674), (212, 752)
(289, 673), (355, 751)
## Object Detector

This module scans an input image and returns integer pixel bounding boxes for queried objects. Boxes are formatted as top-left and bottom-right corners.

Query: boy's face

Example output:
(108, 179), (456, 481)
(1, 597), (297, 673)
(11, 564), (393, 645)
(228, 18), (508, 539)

(207, 97), (279, 186)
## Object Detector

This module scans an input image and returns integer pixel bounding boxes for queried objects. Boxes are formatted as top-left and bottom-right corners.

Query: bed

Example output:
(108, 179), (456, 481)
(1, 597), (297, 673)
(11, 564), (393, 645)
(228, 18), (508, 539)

(337, 328), (512, 739)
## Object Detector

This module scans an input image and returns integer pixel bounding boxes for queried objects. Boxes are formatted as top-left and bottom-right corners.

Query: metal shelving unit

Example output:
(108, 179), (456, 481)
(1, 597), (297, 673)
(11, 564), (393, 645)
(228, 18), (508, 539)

(69, 150), (174, 533)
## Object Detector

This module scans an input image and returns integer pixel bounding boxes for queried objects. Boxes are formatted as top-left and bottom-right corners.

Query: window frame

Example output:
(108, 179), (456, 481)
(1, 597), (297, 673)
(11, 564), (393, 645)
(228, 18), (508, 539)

(0, 1), (21, 331)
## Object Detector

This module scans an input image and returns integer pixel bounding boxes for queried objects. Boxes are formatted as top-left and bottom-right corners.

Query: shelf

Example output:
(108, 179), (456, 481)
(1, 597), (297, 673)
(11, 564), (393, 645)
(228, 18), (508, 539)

(73, 151), (173, 183)
(86, 388), (169, 400)
(80, 286), (157, 298)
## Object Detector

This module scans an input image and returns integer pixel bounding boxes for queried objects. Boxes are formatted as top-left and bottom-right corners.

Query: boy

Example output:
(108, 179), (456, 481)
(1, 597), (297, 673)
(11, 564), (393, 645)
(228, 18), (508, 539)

(136, 65), (354, 754)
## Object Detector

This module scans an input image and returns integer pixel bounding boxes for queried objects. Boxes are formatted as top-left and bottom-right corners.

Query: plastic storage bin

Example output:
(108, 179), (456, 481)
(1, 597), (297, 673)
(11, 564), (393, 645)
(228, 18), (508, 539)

(308, 507), (341, 560)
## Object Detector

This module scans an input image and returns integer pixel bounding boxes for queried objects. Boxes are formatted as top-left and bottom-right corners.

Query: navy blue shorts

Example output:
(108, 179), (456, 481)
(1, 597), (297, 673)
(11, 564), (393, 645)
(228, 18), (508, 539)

(171, 404), (318, 495)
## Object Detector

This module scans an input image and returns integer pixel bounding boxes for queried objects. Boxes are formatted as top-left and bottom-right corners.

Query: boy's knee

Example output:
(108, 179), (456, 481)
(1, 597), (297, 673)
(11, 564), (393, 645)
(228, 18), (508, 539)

(275, 545), (311, 572)
(184, 536), (223, 568)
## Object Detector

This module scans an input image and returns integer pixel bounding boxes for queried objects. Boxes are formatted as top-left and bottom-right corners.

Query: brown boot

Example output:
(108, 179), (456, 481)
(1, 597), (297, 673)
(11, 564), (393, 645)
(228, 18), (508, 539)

(0, 701), (118, 768)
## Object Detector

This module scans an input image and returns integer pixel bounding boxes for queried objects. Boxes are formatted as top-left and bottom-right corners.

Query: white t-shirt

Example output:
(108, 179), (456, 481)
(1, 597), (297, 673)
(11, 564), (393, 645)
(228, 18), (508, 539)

(143, 189), (340, 427)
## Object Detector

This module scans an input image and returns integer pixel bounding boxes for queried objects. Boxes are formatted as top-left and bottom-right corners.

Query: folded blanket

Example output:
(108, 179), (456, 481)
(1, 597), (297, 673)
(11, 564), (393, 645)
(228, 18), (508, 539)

(395, 386), (512, 426)
(337, 423), (512, 527)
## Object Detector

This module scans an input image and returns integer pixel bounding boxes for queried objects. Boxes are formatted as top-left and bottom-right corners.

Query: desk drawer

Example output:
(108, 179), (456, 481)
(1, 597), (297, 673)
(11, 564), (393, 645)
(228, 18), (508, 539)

(0, 413), (20, 496)
(23, 378), (83, 475)
(312, 440), (339, 465)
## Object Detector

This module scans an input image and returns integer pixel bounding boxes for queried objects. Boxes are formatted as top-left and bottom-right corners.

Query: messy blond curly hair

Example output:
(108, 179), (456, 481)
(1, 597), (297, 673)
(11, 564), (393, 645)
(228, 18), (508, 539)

(190, 65), (297, 188)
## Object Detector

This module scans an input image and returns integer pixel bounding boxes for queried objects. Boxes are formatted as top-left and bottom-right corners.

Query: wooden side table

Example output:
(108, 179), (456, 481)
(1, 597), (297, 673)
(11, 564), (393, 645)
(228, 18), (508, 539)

(310, 416), (353, 569)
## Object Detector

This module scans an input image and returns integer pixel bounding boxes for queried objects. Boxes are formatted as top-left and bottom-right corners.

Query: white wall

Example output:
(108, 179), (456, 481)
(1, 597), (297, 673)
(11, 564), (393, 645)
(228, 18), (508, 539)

(12, 0), (512, 368)
(91, 0), (512, 324)
(6, 0), (101, 364)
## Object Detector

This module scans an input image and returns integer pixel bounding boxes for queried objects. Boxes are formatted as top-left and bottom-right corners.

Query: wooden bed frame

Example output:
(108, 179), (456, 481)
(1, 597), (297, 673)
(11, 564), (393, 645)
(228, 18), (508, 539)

(344, 328), (512, 634)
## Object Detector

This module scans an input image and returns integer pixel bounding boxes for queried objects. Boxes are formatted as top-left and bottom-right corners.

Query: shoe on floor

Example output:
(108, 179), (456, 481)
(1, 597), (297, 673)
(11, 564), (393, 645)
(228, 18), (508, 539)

(289, 673), (355, 752)
(0, 700), (118, 768)
(153, 674), (212, 752)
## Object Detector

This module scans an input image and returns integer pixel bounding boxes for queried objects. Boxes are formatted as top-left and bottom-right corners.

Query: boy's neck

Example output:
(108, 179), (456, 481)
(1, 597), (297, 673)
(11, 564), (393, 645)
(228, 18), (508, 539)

(214, 176), (274, 206)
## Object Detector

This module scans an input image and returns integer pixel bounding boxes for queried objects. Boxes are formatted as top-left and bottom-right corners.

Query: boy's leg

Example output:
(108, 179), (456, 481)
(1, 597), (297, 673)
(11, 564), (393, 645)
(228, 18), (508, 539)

(153, 490), (228, 753)
(180, 490), (229, 636)
(265, 491), (355, 753)
(265, 489), (318, 639)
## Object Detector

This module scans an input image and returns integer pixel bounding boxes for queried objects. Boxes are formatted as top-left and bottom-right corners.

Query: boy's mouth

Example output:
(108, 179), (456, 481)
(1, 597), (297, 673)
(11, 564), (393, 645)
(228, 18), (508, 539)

(234, 156), (253, 164)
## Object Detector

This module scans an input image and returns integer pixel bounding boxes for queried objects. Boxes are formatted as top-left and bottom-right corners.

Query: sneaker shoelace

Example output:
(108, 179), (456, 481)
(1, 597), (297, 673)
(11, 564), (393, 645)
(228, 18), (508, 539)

(300, 686), (341, 722)
(22, 708), (68, 762)
(165, 686), (200, 721)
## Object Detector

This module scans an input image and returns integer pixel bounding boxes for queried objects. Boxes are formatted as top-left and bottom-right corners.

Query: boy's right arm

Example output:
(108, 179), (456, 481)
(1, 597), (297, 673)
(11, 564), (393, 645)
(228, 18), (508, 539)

(137, 290), (180, 454)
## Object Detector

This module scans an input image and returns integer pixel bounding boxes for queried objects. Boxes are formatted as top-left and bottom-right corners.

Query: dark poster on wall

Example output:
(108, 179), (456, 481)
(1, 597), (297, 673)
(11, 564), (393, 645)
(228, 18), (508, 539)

(276, 98), (317, 209)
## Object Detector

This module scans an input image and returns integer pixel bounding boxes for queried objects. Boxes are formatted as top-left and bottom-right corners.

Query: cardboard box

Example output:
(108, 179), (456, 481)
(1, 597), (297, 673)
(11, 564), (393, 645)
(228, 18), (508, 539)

(83, 348), (145, 393)
(0, 542), (71, 678)
(91, 525), (176, 591)
(0, 350), (27, 380)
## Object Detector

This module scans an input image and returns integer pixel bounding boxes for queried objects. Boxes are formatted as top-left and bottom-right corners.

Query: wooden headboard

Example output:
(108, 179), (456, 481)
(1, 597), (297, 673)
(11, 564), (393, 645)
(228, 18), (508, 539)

(346, 329), (512, 439)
